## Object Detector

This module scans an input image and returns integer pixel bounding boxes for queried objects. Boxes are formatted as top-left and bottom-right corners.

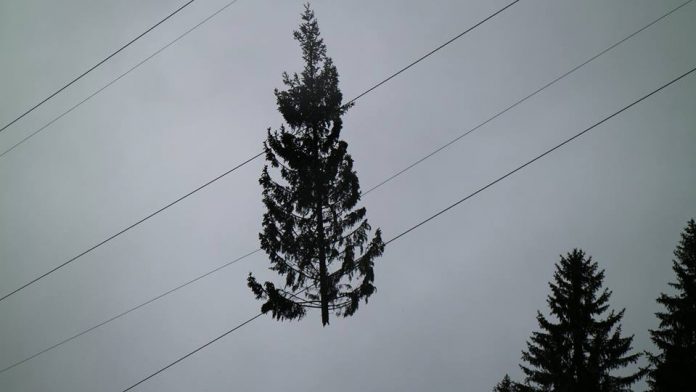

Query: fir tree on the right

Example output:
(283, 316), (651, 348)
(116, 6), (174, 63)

(519, 249), (645, 392)
(646, 219), (696, 391)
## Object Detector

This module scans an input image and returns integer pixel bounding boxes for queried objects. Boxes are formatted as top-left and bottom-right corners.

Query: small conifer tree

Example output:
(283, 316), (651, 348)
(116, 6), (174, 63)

(493, 374), (519, 392)
(519, 249), (644, 391)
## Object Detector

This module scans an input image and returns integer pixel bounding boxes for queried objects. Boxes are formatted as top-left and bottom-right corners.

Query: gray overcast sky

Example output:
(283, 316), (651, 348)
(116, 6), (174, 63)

(1, 0), (695, 391)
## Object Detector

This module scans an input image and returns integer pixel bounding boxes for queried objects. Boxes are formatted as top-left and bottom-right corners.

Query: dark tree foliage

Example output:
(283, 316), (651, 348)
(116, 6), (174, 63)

(493, 374), (520, 392)
(519, 249), (644, 392)
(247, 5), (384, 326)
(646, 219), (696, 391)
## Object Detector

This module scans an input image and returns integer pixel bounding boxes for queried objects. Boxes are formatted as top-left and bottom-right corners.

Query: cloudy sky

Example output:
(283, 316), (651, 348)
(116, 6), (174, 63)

(1, 0), (695, 391)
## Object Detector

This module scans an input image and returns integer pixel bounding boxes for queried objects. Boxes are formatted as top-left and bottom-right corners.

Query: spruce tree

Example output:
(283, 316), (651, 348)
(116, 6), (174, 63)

(493, 374), (519, 392)
(647, 219), (696, 391)
(519, 249), (644, 392)
(247, 5), (384, 326)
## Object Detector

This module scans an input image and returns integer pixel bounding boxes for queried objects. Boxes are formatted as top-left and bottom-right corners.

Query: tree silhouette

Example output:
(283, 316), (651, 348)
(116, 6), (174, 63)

(247, 4), (384, 326)
(646, 219), (696, 391)
(519, 249), (644, 392)
(493, 374), (520, 392)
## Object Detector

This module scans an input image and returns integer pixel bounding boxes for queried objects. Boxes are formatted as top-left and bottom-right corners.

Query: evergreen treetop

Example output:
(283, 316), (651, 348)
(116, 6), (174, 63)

(493, 374), (520, 392)
(519, 249), (644, 392)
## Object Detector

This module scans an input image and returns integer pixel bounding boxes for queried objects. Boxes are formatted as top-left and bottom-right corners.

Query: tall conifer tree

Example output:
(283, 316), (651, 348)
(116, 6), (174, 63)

(519, 249), (644, 392)
(247, 5), (384, 326)
(647, 219), (696, 391)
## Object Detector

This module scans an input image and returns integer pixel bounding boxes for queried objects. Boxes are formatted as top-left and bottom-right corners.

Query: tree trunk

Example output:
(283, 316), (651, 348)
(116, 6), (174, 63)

(316, 190), (329, 325)
(317, 207), (329, 326)
(314, 130), (330, 326)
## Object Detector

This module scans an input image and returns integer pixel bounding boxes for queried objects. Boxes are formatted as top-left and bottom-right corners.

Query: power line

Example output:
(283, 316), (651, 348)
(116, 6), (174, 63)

(122, 313), (263, 392)
(0, 1), (195, 135)
(0, 152), (261, 303)
(361, 0), (694, 196)
(347, 0), (519, 103)
(119, 64), (696, 392)
(121, 286), (315, 391)
(0, 0), (241, 160)
(0, 1), (517, 303)
(0, 249), (261, 374)
(385, 66), (696, 245)
(0, 0), (689, 372)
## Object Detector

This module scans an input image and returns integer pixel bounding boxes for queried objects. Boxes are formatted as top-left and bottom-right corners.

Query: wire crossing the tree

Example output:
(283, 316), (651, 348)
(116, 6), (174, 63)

(347, 0), (519, 104)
